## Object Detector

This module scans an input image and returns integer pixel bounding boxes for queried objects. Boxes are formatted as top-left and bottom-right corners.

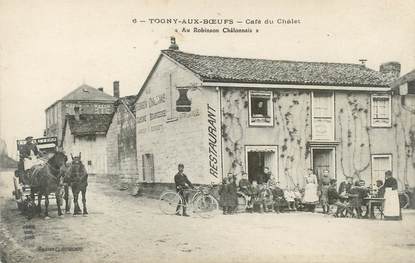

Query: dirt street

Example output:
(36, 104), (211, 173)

(1, 170), (414, 263)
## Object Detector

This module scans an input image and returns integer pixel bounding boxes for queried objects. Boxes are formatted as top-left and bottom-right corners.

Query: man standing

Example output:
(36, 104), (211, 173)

(174, 164), (194, 217)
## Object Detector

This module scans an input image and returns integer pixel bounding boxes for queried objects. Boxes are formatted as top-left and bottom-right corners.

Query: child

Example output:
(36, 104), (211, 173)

(284, 188), (296, 211)
(271, 182), (285, 213)
(251, 180), (263, 213)
(293, 185), (303, 211)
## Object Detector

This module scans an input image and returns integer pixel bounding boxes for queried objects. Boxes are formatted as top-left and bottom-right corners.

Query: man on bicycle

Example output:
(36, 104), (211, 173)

(174, 163), (194, 216)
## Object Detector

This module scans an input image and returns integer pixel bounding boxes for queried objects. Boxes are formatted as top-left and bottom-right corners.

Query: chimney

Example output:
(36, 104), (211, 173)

(74, 106), (80, 121)
(113, 81), (120, 98)
(98, 87), (104, 92)
(380, 62), (401, 80)
(358, 59), (367, 66)
(168, 36), (179, 50)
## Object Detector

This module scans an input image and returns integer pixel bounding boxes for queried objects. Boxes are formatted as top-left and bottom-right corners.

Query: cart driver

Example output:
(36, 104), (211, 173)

(19, 136), (43, 171)
(174, 163), (194, 217)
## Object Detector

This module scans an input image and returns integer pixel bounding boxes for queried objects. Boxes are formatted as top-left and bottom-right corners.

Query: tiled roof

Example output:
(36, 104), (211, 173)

(162, 50), (391, 87)
(66, 114), (113, 135)
(62, 84), (117, 101)
(115, 95), (137, 114)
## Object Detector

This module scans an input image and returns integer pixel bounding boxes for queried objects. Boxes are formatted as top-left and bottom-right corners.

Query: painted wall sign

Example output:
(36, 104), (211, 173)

(207, 104), (219, 178)
(137, 115), (147, 124)
(136, 101), (148, 111)
(149, 94), (166, 107)
(150, 110), (166, 120)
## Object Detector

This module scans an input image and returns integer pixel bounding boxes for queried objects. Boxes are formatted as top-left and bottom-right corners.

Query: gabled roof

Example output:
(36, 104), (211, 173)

(115, 95), (137, 114)
(65, 114), (113, 136)
(161, 50), (391, 87)
(61, 84), (116, 102)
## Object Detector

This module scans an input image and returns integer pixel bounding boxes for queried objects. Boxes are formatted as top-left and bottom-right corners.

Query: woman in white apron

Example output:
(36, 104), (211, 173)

(303, 169), (319, 212)
(381, 170), (401, 220)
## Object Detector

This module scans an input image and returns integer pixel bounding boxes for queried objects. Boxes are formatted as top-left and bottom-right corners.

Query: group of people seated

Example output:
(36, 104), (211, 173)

(218, 167), (399, 220)
(219, 168), (303, 215)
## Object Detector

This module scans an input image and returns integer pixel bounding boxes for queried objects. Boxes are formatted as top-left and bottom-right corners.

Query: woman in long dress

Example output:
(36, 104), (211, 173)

(381, 170), (401, 220)
(303, 169), (319, 212)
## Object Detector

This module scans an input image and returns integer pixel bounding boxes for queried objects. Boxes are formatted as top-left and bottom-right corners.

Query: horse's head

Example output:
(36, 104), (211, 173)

(49, 151), (68, 169)
(71, 152), (82, 166)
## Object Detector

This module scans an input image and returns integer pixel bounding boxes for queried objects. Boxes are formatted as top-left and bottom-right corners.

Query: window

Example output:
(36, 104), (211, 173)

(371, 94), (391, 127)
(371, 154), (392, 185)
(312, 91), (334, 140)
(248, 90), (273, 127)
(87, 160), (92, 166)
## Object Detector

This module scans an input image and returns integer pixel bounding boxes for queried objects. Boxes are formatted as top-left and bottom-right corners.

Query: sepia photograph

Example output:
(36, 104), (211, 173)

(0, 0), (414, 262)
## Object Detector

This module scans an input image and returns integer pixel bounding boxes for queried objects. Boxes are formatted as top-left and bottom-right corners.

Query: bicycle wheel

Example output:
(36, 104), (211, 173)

(159, 191), (183, 215)
(194, 195), (219, 218)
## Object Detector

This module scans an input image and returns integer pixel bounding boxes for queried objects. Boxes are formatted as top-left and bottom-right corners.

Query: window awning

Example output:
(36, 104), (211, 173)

(246, 146), (276, 153)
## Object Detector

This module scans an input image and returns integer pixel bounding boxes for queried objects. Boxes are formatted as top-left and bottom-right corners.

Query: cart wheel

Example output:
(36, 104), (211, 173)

(159, 191), (182, 215)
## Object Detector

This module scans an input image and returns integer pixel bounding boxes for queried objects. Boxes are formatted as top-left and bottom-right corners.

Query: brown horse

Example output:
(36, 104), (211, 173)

(65, 153), (89, 215)
(26, 151), (67, 218)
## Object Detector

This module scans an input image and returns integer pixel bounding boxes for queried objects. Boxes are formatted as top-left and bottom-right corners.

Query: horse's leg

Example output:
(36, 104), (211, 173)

(72, 187), (81, 215)
(37, 191), (42, 215)
(44, 193), (49, 218)
(64, 185), (70, 213)
(82, 188), (88, 215)
(56, 189), (63, 216)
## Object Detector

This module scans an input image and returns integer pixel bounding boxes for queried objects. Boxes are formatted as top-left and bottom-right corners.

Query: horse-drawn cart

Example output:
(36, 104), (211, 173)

(13, 136), (60, 216)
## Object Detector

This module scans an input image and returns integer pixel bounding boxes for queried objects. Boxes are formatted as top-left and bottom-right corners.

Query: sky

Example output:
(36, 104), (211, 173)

(0, 0), (414, 158)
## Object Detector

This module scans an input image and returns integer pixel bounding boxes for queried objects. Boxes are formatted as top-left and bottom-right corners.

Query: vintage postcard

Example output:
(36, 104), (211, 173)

(0, 0), (414, 262)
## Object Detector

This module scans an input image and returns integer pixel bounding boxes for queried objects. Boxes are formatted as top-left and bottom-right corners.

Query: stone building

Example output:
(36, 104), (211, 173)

(135, 40), (415, 190)
(45, 83), (118, 146)
(106, 95), (138, 179)
(61, 109), (113, 174)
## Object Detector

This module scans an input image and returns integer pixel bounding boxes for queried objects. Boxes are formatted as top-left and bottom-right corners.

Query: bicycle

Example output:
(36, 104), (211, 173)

(159, 184), (219, 218)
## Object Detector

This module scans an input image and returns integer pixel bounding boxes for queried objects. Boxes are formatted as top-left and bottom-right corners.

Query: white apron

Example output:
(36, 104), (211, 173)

(383, 188), (401, 220)
(303, 183), (319, 203)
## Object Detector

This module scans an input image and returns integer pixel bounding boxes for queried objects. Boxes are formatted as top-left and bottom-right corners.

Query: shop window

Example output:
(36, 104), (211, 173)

(371, 94), (391, 127)
(312, 91), (334, 140)
(249, 90), (273, 127)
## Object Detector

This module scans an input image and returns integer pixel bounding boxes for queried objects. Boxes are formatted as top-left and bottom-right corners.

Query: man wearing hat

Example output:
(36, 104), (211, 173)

(19, 136), (41, 173)
(174, 163), (194, 217)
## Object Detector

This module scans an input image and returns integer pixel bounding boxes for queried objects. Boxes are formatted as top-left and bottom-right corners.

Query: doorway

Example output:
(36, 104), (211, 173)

(245, 145), (278, 183)
(312, 148), (336, 181)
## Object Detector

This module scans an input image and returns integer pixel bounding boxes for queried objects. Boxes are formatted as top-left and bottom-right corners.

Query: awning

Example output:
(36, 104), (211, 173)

(246, 146), (277, 153)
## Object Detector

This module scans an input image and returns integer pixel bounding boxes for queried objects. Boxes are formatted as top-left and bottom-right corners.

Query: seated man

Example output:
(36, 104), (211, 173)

(238, 172), (253, 210)
(271, 181), (285, 213)
(327, 179), (339, 214)
(348, 180), (370, 218)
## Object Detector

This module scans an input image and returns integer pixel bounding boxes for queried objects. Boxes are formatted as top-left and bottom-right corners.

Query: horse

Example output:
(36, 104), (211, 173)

(64, 153), (89, 215)
(26, 151), (67, 218)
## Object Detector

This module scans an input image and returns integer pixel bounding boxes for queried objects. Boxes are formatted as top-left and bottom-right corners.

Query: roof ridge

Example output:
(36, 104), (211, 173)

(161, 49), (369, 68)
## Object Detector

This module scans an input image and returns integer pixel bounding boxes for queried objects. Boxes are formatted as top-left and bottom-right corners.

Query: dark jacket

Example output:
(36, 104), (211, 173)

(339, 182), (353, 194)
(219, 182), (238, 207)
(328, 185), (340, 205)
(238, 178), (252, 195)
(20, 142), (39, 159)
(382, 177), (398, 190)
(174, 173), (193, 191)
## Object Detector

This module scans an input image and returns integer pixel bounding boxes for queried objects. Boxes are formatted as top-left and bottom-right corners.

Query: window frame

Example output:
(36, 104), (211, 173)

(371, 154), (392, 185)
(311, 91), (335, 141)
(370, 94), (392, 128)
(248, 90), (274, 127)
